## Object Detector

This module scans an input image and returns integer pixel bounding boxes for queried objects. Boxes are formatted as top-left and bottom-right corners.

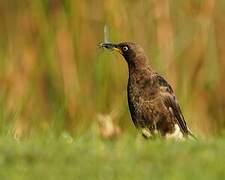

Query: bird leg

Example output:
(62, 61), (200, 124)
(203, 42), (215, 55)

(141, 128), (152, 138)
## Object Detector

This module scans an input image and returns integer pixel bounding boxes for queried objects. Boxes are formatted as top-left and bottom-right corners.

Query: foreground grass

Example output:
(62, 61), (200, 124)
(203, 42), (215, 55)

(0, 132), (224, 180)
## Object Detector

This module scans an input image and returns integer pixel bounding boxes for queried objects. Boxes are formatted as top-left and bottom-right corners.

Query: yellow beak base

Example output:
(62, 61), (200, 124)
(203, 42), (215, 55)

(112, 47), (123, 54)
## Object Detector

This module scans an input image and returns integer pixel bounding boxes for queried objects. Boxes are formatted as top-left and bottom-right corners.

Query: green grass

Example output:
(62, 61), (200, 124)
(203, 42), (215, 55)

(0, 132), (224, 180)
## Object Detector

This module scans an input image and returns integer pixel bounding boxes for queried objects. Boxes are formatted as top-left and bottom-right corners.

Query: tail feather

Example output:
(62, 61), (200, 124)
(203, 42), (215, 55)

(188, 129), (198, 141)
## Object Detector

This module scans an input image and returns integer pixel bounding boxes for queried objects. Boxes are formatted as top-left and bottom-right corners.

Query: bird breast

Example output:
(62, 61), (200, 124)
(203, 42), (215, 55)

(128, 78), (156, 113)
(128, 75), (157, 101)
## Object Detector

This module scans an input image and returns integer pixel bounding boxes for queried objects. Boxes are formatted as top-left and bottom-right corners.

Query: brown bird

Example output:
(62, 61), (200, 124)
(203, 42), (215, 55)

(100, 42), (196, 140)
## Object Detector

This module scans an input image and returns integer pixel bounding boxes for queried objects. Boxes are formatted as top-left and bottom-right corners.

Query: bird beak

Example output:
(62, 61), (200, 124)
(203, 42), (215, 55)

(99, 43), (122, 54)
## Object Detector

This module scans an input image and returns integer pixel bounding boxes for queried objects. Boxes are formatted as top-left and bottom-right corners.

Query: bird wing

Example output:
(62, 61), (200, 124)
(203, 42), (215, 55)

(154, 74), (189, 136)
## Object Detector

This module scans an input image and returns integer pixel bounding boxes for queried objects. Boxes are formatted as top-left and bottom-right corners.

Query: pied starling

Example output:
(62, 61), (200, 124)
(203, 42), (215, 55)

(100, 42), (196, 140)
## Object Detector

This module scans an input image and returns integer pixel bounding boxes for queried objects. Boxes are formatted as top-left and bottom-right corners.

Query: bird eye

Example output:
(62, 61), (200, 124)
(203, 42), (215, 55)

(123, 46), (129, 51)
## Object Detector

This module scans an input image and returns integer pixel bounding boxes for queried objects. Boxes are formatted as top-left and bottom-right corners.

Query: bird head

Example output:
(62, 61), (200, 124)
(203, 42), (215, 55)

(99, 42), (149, 69)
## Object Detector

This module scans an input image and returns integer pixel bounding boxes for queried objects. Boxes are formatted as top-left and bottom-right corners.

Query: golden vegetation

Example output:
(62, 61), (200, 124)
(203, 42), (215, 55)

(0, 0), (224, 138)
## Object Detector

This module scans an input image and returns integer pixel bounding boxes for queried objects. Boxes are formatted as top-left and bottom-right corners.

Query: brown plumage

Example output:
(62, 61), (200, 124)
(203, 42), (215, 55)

(100, 42), (196, 140)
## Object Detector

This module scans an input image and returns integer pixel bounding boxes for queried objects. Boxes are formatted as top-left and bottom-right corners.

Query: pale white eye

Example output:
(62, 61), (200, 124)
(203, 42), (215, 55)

(123, 46), (129, 51)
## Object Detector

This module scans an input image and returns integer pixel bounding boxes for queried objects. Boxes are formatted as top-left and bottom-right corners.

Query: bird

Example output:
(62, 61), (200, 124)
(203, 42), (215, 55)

(99, 42), (196, 140)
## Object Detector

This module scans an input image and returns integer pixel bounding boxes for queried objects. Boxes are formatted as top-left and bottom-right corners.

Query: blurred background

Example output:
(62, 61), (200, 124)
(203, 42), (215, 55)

(0, 0), (224, 138)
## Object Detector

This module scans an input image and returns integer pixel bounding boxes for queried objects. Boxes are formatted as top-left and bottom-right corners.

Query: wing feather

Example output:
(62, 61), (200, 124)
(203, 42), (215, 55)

(162, 94), (189, 135)
(154, 74), (189, 136)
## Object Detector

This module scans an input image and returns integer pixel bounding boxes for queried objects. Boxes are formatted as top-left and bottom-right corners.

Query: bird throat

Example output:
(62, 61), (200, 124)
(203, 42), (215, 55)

(127, 55), (152, 75)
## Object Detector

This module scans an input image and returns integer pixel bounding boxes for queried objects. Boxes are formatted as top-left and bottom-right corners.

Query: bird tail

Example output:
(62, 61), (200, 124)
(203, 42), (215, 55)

(188, 129), (198, 141)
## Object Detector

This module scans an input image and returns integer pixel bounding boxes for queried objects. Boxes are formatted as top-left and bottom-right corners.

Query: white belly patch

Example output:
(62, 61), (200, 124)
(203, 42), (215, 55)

(165, 124), (184, 140)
